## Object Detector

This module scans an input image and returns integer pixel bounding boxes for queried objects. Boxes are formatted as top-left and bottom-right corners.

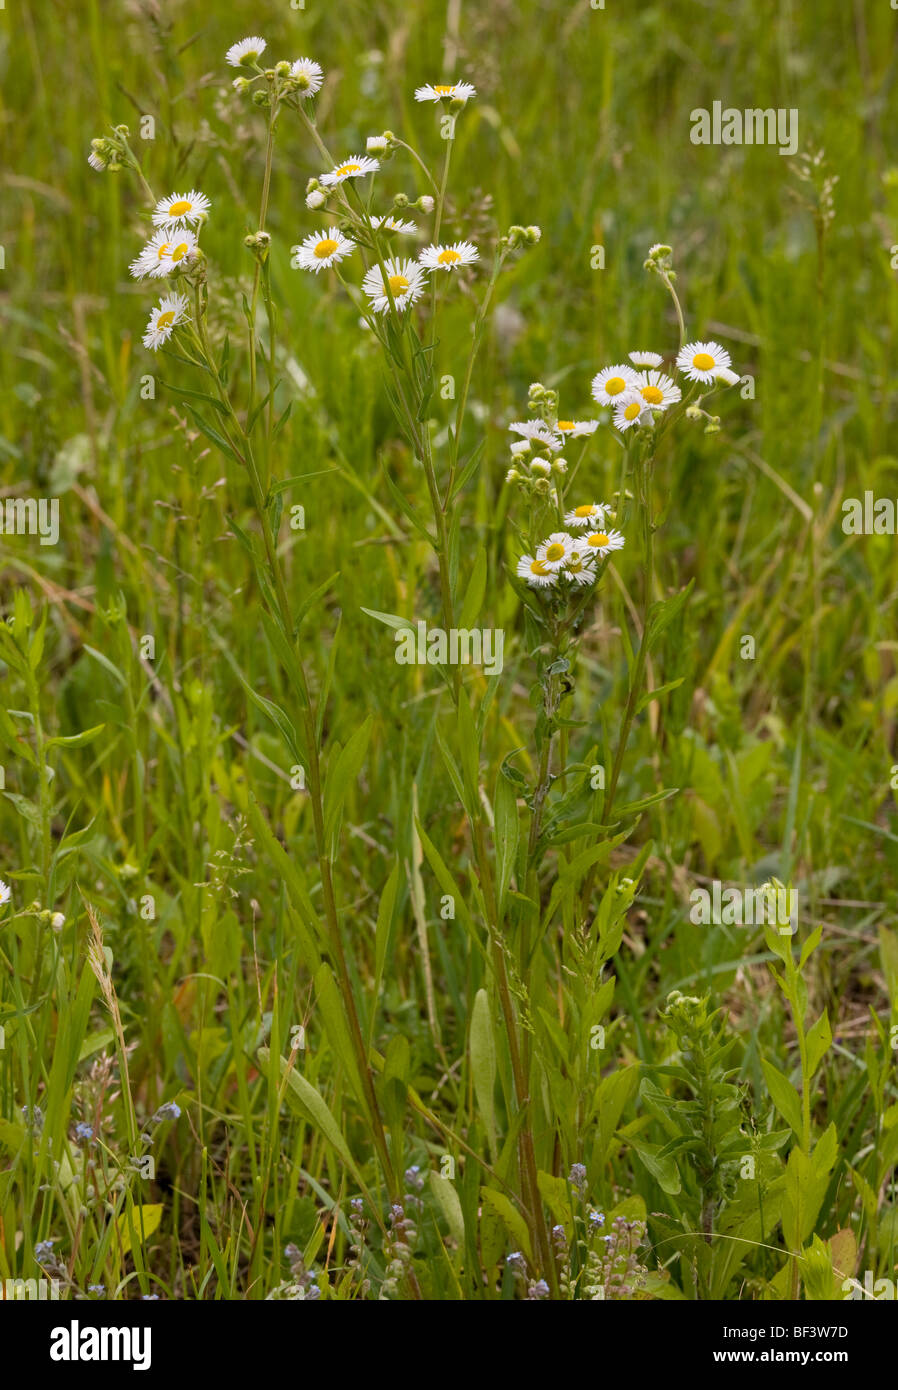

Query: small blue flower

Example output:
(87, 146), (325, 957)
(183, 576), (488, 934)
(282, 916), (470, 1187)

(141, 1293), (160, 1300)
(34, 1240), (55, 1261)
(527, 1278), (550, 1300)
(88, 1284), (106, 1298)
(588, 1209), (605, 1231)
(152, 1101), (181, 1122)
(74, 1122), (94, 1142)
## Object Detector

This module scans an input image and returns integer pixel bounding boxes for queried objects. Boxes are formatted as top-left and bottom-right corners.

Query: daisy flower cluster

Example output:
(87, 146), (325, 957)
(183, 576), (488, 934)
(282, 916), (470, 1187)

(289, 77), (484, 317)
(126, 190), (212, 350)
(226, 35), (325, 103)
(505, 381), (625, 597)
(590, 341), (738, 434)
(516, 518), (624, 593)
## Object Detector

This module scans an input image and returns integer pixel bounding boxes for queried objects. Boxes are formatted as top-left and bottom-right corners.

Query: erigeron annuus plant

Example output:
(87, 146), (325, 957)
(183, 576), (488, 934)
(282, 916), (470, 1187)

(89, 34), (748, 1297)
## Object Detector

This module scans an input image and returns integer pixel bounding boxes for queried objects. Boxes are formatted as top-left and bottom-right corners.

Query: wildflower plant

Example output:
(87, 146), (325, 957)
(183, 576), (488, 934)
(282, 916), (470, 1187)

(84, 32), (761, 1302)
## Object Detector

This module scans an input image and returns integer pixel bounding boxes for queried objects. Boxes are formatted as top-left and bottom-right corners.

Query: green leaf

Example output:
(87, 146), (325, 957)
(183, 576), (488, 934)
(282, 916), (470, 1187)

(159, 378), (230, 416)
(493, 773), (519, 916)
(645, 580), (694, 651)
(469, 988), (498, 1160)
(806, 1010), (831, 1078)
(359, 605), (416, 633)
(184, 405), (242, 465)
(629, 1136), (682, 1194)
(314, 963), (366, 1105)
(761, 1058), (804, 1139)
(635, 678), (686, 715)
(259, 1047), (363, 1185)
(480, 1187), (531, 1261)
(429, 1171), (466, 1249)
(459, 546), (487, 630)
(46, 723), (105, 749)
(323, 717), (372, 859)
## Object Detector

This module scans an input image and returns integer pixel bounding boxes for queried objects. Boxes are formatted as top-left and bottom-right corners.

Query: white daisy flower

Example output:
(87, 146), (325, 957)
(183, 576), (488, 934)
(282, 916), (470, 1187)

(0, 879), (10, 905)
(676, 340), (732, 384)
(290, 58), (323, 94)
(293, 227), (355, 273)
(577, 527), (625, 558)
(536, 531), (577, 572)
(508, 420), (562, 452)
(510, 439), (531, 457)
(419, 240), (479, 271)
(628, 350), (664, 368)
(370, 215), (419, 235)
(715, 366), (741, 386)
(320, 155), (380, 187)
(555, 419), (599, 439)
(226, 36), (267, 68)
(130, 230), (174, 280)
(414, 81), (476, 104)
(591, 364), (640, 404)
(634, 370), (681, 412)
(516, 554), (558, 589)
(361, 257), (426, 313)
(562, 552), (597, 587)
(613, 390), (653, 432)
(564, 502), (607, 530)
(152, 190), (211, 229)
(142, 292), (190, 352)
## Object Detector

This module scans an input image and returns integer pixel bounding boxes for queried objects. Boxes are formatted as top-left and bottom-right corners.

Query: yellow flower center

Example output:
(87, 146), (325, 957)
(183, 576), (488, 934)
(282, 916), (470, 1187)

(587, 532), (608, 548)
(315, 239), (339, 258)
(623, 402), (642, 420)
(387, 274), (410, 296)
(530, 559), (549, 575)
(167, 200), (192, 217)
(155, 243), (171, 261)
(558, 421), (574, 431)
(641, 385), (664, 404)
(437, 248), (461, 264)
(568, 556), (584, 571)
(574, 505), (595, 518)
(693, 352), (714, 371)
(544, 543), (566, 562)
(604, 376), (626, 395)
(336, 163), (361, 177)
(156, 310), (177, 330)
(434, 85), (455, 95)
(170, 242), (190, 262)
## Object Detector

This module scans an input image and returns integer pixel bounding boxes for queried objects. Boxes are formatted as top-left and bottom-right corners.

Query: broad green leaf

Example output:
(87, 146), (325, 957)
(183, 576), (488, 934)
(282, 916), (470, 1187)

(761, 1059), (803, 1139)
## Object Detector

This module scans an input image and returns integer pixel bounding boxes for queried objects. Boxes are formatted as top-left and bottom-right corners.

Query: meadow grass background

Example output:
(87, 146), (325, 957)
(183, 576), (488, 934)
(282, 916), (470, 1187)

(0, 0), (897, 1300)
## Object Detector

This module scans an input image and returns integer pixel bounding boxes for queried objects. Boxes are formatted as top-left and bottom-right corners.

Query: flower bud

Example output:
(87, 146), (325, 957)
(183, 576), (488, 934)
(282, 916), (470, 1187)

(417, 195), (435, 213)
(367, 135), (388, 153)
(306, 189), (326, 209)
